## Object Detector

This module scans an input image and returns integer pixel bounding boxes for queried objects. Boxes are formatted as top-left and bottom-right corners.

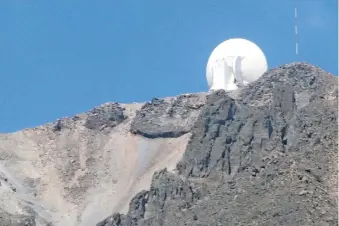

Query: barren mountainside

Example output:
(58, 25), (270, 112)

(0, 63), (338, 226)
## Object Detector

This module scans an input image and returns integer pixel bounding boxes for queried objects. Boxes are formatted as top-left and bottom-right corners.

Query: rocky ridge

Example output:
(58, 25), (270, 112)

(0, 93), (206, 226)
(0, 62), (337, 226)
(97, 63), (338, 226)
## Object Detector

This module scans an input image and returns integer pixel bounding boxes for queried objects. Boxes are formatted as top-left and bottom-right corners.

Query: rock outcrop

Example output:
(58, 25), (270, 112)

(130, 94), (206, 138)
(97, 63), (338, 226)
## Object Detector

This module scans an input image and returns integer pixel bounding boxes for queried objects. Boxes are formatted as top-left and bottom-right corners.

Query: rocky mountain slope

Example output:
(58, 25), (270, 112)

(0, 93), (206, 225)
(0, 62), (337, 226)
(97, 63), (338, 226)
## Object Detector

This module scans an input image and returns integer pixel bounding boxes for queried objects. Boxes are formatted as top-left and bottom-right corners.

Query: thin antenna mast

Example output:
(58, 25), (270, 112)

(294, 7), (299, 56)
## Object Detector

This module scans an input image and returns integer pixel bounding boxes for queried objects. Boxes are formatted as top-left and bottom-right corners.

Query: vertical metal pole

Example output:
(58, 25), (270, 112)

(295, 7), (299, 56)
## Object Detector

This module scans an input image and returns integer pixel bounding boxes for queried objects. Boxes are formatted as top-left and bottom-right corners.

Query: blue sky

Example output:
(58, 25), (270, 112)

(0, 0), (337, 132)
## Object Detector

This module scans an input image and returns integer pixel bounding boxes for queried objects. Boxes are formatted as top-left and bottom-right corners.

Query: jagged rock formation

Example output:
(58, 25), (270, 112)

(97, 63), (338, 226)
(130, 94), (205, 138)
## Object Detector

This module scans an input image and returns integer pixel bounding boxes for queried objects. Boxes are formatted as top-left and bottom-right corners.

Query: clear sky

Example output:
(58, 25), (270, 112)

(0, 0), (337, 132)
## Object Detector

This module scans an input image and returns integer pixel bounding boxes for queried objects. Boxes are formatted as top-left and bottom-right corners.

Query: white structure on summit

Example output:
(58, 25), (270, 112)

(206, 38), (268, 91)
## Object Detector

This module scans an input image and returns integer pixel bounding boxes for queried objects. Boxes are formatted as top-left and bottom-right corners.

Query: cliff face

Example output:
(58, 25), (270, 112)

(97, 63), (338, 226)
(0, 63), (337, 226)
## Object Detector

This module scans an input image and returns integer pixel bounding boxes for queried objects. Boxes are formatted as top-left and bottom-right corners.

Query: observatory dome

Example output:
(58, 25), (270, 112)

(206, 38), (268, 91)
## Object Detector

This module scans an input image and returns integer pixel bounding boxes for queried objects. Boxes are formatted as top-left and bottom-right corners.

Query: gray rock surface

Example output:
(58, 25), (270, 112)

(97, 63), (338, 226)
(0, 211), (36, 226)
(130, 93), (206, 138)
(84, 103), (126, 130)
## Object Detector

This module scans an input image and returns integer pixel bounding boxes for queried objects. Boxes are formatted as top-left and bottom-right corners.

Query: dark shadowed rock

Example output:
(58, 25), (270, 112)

(52, 116), (81, 132)
(97, 63), (338, 226)
(84, 103), (126, 130)
(130, 93), (206, 138)
(52, 120), (62, 132)
(96, 213), (122, 226)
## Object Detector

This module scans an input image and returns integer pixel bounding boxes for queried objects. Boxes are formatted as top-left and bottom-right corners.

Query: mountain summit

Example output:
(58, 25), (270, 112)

(0, 63), (337, 226)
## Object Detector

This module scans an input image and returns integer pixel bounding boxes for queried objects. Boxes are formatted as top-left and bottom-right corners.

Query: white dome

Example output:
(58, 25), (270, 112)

(206, 38), (268, 91)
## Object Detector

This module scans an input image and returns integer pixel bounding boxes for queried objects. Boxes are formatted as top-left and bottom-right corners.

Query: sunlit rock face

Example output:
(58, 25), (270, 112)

(0, 93), (207, 226)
